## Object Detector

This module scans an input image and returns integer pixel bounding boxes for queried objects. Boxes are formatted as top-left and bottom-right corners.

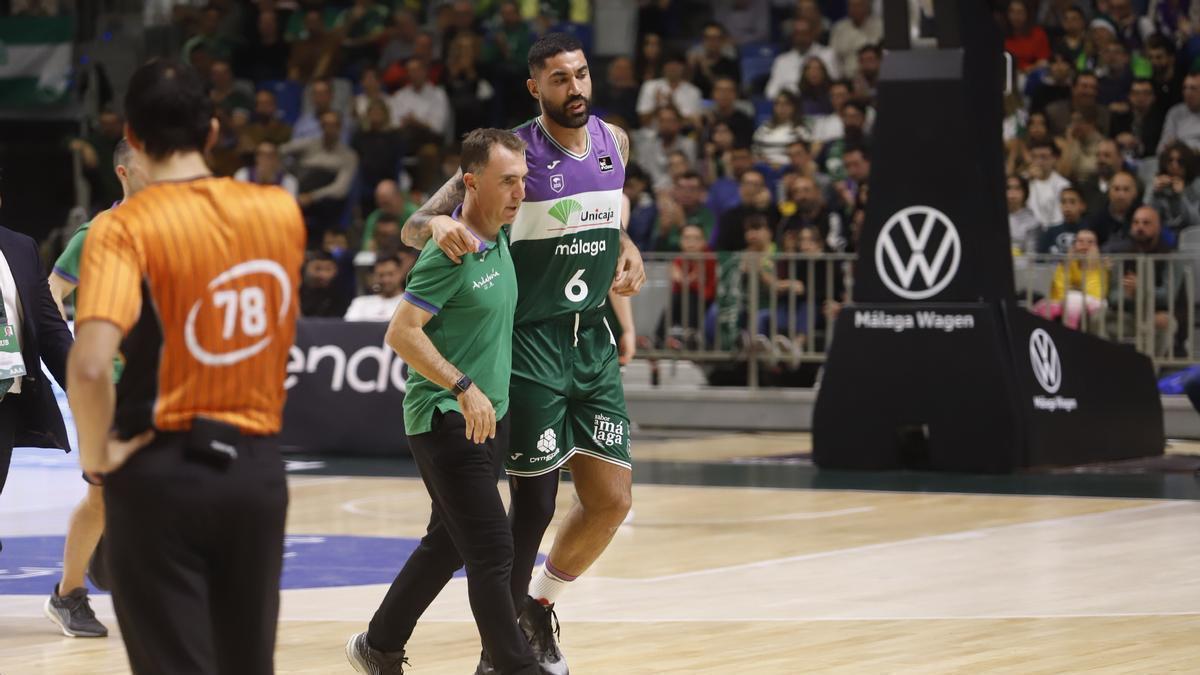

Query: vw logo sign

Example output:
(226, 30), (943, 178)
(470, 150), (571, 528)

(1028, 328), (1062, 394)
(875, 205), (962, 300)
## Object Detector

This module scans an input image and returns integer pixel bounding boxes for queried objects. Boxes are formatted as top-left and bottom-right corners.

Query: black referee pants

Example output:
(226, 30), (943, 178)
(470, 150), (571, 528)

(368, 412), (538, 675)
(103, 431), (288, 675)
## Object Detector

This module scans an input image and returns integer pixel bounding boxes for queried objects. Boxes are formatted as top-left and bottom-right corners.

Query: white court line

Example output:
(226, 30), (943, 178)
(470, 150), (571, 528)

(277, 611), (1200, 624)
(287, 477), (350, 489)
(637, 500), (1193, 583)
(627, 506), (875, 526)
(274, 607), (1200, 624)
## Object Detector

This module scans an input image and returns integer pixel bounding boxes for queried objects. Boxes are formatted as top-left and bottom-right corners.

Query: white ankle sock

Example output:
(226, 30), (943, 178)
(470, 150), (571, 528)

(528, 561), (575, 605)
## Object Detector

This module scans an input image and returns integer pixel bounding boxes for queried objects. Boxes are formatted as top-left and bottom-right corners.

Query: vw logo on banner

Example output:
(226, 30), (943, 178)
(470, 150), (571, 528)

(1028, 328), (1062, 394)
(875, 205), (962, 300)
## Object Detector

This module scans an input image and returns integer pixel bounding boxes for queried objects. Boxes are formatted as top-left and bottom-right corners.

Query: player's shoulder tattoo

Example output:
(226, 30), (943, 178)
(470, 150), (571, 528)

(605, 122), (630, 167)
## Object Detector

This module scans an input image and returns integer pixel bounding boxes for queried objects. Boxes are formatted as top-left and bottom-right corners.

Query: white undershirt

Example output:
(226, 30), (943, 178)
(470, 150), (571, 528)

(0, 247), (25, 394)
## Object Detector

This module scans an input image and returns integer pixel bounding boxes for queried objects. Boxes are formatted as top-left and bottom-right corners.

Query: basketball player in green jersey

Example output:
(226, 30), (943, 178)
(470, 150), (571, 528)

(402, 33), (645, 674)
(43, 138), (146, 638)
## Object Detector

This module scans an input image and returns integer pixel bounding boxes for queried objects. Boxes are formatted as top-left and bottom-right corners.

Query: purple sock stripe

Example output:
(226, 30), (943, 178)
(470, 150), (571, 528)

(545, 560), (578, 582)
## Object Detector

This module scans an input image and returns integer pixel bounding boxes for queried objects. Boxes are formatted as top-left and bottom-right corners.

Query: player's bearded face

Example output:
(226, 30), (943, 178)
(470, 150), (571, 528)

(544, 92), (591, 129)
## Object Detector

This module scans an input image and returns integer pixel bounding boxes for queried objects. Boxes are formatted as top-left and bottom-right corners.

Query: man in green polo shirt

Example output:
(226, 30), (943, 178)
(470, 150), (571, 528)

(43, 137), (145, 640)
(346, 128), (539, 675)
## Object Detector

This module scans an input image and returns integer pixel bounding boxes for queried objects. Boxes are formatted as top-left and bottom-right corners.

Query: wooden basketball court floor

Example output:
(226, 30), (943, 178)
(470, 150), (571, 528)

(3, 432), (1200, 674)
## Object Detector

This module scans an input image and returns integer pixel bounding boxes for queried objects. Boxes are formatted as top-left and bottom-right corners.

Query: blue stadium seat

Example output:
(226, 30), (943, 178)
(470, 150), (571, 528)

(739, 42), (778, 96)
(260, 79), (303, 126)
(552, 22), (593, 55)
(751, 97), (773, 125)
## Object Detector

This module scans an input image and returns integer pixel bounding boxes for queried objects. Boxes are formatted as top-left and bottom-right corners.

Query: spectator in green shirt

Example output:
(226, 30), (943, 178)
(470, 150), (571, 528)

(484, 1), (536, 126)
(362, 179), (418, 250)
(653, 170), (717, 251)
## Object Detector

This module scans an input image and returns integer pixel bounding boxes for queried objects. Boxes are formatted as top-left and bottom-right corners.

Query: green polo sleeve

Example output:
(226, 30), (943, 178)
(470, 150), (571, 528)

(402, 243), (463, 315)
(52, 224), (90, 284)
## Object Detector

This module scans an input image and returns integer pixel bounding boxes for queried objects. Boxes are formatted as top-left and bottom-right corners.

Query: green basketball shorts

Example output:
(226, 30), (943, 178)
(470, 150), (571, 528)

(505, 310), (632, 477)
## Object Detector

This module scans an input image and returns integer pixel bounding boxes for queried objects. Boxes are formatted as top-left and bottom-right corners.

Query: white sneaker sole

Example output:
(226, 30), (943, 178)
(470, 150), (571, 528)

(345, 633), (369, 673)
(42, 596), (105, 638)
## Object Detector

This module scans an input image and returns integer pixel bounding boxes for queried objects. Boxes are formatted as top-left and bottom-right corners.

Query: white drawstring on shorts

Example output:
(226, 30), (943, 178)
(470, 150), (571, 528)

(573, 313), (580, 347)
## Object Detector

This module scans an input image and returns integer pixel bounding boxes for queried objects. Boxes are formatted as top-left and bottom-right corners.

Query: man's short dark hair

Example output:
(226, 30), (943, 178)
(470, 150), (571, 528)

(125, 60), (213, 161)
(732, 141), (754, 153)
(528, 32), (585, 74)
(113, 137), (134, 173)
(307, 249), (335, 264)
(1064, 6), (1085, 19)
(843, 145), (869, 161)
(662, 50), (687, 67)
(1029, 139), (1060, 156)
(1145, 33), (1174, 55)
(1075, 70), (1099, 83)
(460, 127), (527, 175)
(1132, 77), (1155, 90)
(624, 161), (648, 185)
(858, 43), (882, 58)
(376, 212), (400, 226)
(675, 170), (703, 185)
(1061, 185), (1084, 202)
(744, 213), (770, 230)
(785, 139), (810, 153)
(375, 254), (402, 270)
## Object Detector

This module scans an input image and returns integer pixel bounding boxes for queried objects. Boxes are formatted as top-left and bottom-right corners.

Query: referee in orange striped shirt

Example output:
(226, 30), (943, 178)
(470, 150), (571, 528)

(67, 60), (305, 674)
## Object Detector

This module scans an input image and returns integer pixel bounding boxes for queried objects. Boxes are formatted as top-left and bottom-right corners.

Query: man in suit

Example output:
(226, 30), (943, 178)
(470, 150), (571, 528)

(0, 192), (74, 512)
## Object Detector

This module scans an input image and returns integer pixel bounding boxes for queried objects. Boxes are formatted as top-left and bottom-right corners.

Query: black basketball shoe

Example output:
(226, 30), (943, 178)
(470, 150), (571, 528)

(345, 632), (409, 674)
(44, 584), (108, 637)
(474, 649), (500, 675)
(518, 596), (569, 675)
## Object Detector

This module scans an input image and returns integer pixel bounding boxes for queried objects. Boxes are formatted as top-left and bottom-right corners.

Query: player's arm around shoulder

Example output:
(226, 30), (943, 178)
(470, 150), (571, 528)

(402, 169), (477, 264)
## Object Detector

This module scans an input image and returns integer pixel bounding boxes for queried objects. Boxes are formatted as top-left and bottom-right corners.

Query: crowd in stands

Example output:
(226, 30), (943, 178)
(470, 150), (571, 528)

(52, 1), (1198, 359)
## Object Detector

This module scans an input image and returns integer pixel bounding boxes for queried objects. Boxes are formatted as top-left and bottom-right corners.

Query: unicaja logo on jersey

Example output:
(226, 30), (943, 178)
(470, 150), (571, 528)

(548, 198), (583, 225)
(875, 205), (962, 300)
(1029, 328), (1061, 394)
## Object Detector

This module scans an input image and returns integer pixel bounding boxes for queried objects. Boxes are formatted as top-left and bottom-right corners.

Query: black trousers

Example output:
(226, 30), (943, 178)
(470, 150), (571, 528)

(103, 431), (288, 675)
(0, 394), (18, 497)
(368, 412), (537, 675)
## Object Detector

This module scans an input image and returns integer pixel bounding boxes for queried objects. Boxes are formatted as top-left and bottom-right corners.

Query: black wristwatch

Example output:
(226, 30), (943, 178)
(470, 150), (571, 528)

(451, 374), (473, 396)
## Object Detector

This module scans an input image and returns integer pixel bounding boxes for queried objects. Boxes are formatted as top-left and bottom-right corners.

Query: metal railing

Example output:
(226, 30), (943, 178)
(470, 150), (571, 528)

(633, 251), (1199, 384)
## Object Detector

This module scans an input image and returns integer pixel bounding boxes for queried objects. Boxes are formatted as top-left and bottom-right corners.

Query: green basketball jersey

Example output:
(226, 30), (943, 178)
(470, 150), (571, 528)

(510, 117), (625, 325)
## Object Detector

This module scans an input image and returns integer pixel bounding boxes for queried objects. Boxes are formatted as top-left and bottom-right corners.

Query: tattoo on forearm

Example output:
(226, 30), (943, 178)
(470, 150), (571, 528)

(402, 170), (465, 247)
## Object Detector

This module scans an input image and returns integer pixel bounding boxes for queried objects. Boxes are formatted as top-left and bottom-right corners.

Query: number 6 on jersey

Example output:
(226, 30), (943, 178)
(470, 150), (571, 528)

(565, 268), (588, 303)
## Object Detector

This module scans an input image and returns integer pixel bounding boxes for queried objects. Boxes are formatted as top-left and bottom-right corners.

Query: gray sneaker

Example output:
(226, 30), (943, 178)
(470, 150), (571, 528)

(43, 584), (108, 637)
(518, 596), (569, 675)
(345, 631), (408, 674)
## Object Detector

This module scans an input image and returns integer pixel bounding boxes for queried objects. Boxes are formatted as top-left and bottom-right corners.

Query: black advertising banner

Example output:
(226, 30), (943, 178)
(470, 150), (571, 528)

(813, 303), (1024, 473)
(1005, 307), (1164, 467)
(813, 0), (1163, 473)
(279, 319), (409, 456)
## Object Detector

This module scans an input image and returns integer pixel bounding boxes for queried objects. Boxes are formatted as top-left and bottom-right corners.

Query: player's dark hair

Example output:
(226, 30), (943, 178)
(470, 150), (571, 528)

(460, 128), (527, 176)
(113, 138), (134, 172)
(528, 32), (585, 74)
(124, 60), (213, 161)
